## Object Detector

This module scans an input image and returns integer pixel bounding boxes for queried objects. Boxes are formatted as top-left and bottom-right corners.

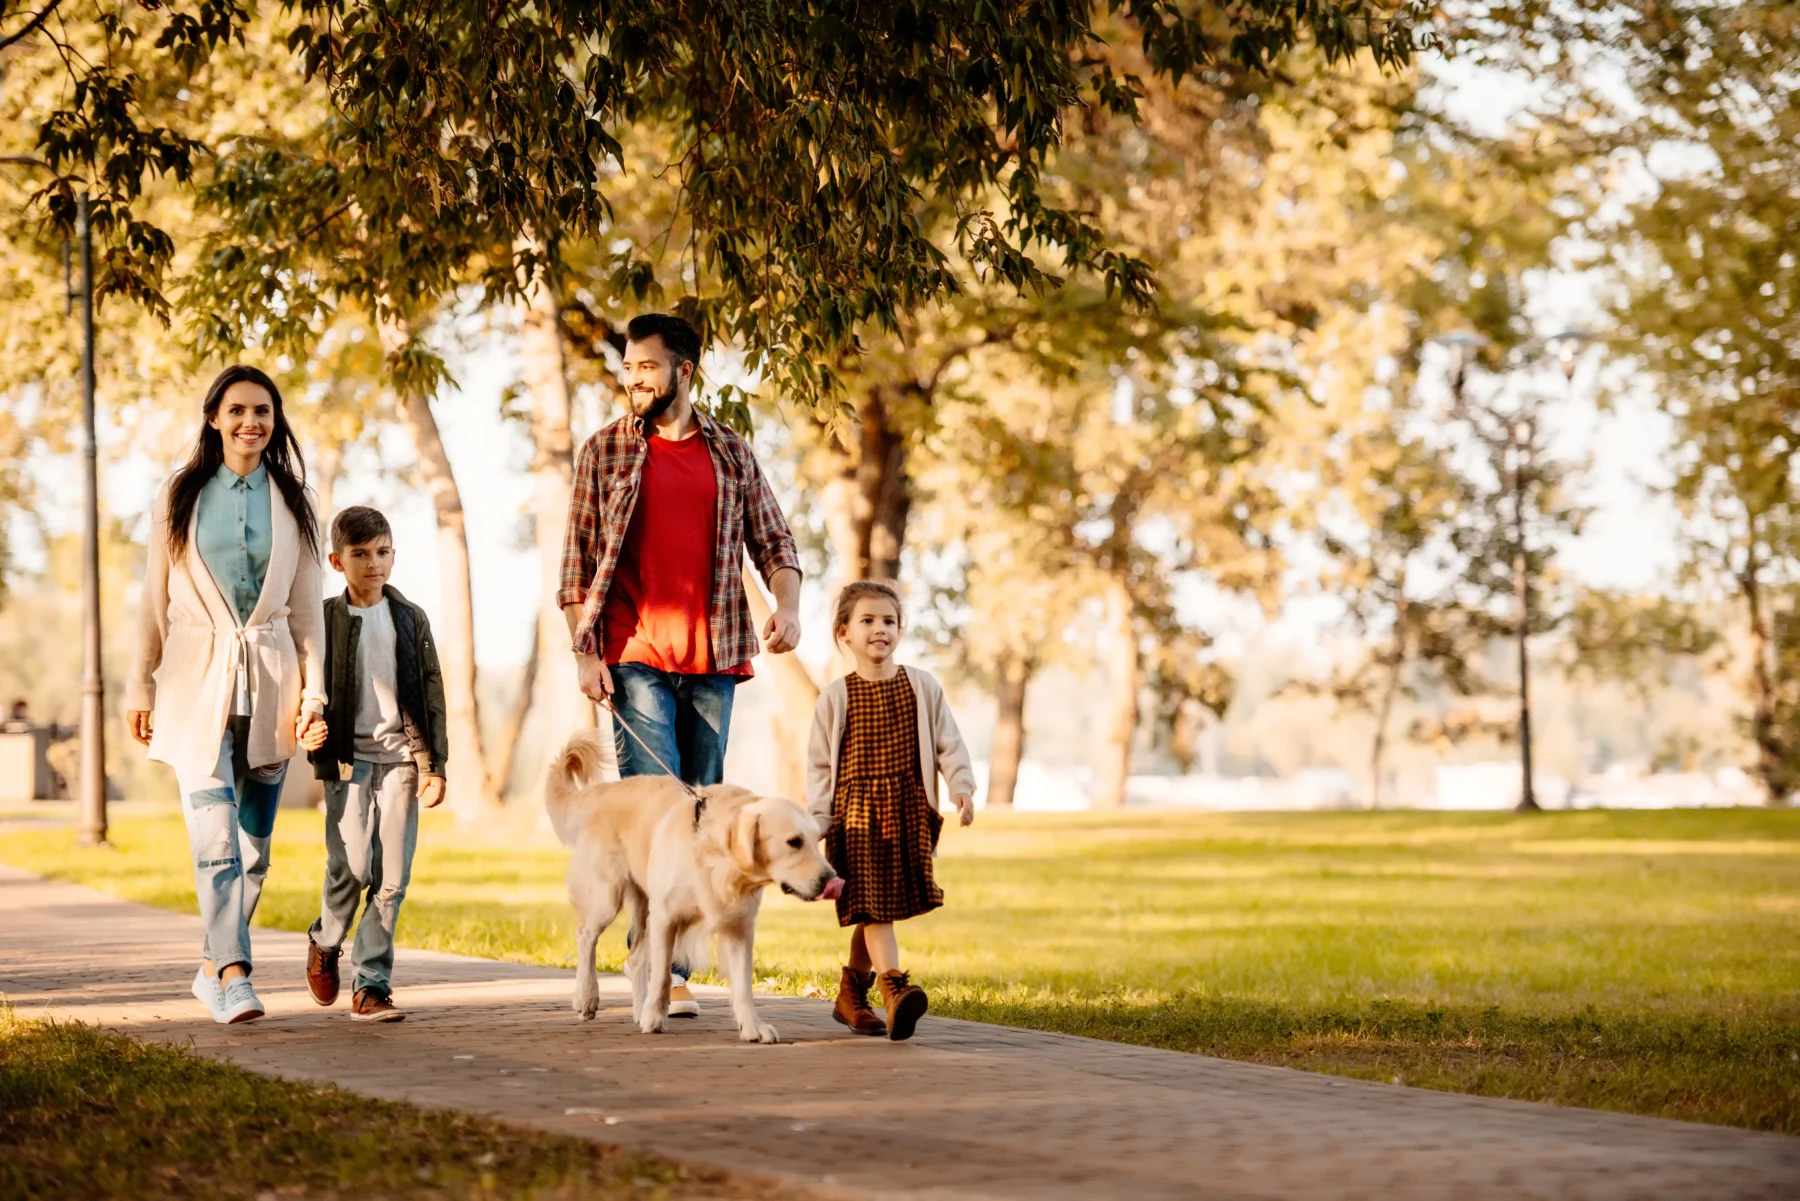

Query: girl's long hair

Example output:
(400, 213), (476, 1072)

(166, 365), (319, 559)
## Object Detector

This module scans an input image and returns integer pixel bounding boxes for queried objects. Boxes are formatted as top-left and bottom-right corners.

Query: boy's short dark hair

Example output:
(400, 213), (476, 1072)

(331, 505), (393, 553)
(625, 313), (703, 369)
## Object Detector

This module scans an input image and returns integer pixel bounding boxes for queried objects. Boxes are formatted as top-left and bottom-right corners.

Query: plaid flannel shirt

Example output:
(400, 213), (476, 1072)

(558, 409), (801, 669)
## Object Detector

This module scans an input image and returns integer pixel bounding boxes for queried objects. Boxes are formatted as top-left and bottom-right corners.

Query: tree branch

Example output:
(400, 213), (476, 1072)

(0, 0), (61, 53)
(292, 200), (355, 247)
(923, 322), (1019, 392)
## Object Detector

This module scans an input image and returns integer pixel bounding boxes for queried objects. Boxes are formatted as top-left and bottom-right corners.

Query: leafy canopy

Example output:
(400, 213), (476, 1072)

(17, 0), (1433, 396)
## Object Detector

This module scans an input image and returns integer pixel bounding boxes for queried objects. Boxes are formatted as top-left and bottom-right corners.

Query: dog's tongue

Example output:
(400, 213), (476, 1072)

(820, 876), (845, 901)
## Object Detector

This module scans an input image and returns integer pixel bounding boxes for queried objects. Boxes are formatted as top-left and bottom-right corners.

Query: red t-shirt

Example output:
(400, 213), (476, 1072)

(601, 433), (752, 677)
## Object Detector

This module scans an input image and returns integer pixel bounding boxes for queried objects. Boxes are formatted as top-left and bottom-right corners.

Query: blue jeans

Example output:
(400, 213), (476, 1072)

(174, 717), (286, 974)
(609, 663), (737, 787)
(310, 759), (419, 996)
(610, 663), (737, 981)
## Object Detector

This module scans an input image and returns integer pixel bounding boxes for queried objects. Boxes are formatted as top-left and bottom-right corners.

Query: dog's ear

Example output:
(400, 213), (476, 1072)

(729, 804), (762, 874)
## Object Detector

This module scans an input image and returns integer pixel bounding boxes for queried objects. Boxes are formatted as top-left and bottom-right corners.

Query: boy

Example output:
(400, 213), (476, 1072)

(305, 506), (448, 1022)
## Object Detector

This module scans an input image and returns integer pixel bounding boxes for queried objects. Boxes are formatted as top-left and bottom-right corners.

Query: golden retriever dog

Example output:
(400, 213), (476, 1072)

(544, 730), (837, 1044)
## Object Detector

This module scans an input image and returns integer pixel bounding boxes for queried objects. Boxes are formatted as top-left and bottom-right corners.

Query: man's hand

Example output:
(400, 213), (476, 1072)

(297, 712), (328, 752)
(762, 606), (801, 655)
(953, 793), (976, 827)
(419, 774), (446, 809)
(127, 710), (153, 746)
(576, 653), (614, 702)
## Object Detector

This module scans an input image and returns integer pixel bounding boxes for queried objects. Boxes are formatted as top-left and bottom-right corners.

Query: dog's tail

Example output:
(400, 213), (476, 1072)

(543, 728), (612, 848)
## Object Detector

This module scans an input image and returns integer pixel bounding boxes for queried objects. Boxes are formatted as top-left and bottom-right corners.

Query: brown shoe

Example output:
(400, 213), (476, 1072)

(832, 967), (887, 1037)
(351, 987), (405, 1023)
(877, 970), (928, 1042)
(306, 938), (340, 1007)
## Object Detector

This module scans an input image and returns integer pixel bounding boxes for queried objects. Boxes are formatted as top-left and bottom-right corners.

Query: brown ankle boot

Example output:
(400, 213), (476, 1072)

(877, 970), (928, 1042)
(832, 967), (887, 1036)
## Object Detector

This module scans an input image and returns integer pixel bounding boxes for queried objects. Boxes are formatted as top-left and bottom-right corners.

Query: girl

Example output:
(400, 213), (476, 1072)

(126, 365), (330, 1025)
(807, 580), (976, 1041)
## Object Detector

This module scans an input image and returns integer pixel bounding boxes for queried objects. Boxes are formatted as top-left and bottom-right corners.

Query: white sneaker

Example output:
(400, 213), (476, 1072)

(220, 977), (265, 1025)
(668, 974), (699, 1018)
(191, 965), (225, 1020)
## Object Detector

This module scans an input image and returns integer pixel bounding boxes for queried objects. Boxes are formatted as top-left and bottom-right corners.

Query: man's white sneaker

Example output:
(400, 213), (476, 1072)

(668, 975), (699, 1018)
(191, 965), (225, 1021)
(220, 977), (265, 1025)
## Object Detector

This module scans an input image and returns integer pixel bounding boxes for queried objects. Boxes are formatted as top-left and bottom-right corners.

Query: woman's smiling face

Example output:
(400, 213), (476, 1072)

(209, 380), (274, 464)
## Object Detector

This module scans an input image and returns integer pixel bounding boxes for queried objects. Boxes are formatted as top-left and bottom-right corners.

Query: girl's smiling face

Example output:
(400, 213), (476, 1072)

(840, 596), (902, 668)
(209, 380), (274, 464)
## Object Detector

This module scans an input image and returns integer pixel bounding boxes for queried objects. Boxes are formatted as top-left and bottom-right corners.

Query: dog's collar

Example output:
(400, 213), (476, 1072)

(692, 793), (706, 827)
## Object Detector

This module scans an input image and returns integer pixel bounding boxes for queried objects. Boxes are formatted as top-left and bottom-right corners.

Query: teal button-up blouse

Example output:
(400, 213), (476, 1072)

(196, 463), (272, 625)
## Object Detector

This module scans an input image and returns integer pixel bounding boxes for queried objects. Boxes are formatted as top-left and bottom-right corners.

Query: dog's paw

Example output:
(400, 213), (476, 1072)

(739, 1021), (781, 1045)
(573, 987), (600, 1021)
(638, 1013), (667, 1035)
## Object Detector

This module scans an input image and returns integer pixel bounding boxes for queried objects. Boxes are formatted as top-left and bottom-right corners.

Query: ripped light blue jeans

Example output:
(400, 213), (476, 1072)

(175, 717), (286, 975)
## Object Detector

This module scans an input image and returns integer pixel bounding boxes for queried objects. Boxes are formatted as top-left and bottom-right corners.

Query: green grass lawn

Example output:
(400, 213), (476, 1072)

(0, 1010), (778, 1200)
(5, 805), (1798, 1133)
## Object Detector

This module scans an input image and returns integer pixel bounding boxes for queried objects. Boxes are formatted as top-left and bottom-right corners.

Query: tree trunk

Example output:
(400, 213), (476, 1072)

(1742, 542), (1783, 803)
(491, 615), (541, 799)
(743, 561), (819, 802)
(856, 385), (911, 582)
(520, 276), (596, 777)
(1512, 439), (1539, 812)
(397, 392), (501, 816)
(986, 652), (1033, 810)
(312, 440), (341, 531)
(1370, 630), (1405, 811)
(821, 383), (912, 589)
(1093, 583), (1139, 811)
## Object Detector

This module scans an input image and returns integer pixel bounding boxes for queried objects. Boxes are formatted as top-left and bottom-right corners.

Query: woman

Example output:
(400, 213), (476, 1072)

(126, 365), (329, 1024)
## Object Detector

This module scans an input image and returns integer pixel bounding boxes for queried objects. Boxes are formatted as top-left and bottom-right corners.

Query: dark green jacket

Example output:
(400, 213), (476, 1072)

(309, 585), (448, 781)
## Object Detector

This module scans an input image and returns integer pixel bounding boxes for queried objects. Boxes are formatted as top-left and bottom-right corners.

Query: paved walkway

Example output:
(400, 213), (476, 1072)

(1, 863), (1794, 1200)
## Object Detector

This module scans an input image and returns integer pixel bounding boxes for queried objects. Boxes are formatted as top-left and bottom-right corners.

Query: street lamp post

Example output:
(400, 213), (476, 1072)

(1436, 329), (1590, 813)
(1, 163), (109, 839)
(75, 192), (109, 846)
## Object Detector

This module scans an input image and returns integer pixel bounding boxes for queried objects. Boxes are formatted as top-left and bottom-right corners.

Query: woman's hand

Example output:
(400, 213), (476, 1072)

(127, 710), (153, 746)
(419, 774), (446, 809)
(296, 712), (328, 752)
(953, 793), (975, 827)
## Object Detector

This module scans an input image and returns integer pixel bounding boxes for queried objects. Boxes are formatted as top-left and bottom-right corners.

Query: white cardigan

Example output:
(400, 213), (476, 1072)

(127, 480), (327, 776)
(806, 665), (977, 826)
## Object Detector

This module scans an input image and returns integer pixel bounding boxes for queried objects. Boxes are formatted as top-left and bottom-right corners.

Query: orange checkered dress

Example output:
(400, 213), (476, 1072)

(826, 672), (944, 927)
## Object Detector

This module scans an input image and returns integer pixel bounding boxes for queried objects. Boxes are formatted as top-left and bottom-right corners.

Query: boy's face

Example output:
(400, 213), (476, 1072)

(330, 536), (395, 592)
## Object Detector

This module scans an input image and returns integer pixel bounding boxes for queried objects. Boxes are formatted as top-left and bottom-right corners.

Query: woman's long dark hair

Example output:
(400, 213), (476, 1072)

(166, 365), (319, 559)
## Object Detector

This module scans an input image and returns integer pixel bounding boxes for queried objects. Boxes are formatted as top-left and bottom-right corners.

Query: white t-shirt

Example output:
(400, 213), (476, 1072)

(349, 598), (412, 763)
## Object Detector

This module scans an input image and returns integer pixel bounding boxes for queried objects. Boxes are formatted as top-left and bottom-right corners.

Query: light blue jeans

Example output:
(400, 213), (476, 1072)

(309, 759), (419, 996)
(175, 718), (286, 975)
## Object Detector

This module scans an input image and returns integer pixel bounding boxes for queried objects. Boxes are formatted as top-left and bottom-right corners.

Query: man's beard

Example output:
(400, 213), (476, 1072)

(632, 382), (678, 424)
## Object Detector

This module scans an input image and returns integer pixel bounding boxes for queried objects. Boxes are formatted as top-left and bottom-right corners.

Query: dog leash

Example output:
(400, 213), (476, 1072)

(598, 695), (708, 825)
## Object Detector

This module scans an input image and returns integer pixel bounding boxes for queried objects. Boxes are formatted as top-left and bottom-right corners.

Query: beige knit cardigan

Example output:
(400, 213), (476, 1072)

(805, 665), (977, 827)
(126, 481), (327, 777)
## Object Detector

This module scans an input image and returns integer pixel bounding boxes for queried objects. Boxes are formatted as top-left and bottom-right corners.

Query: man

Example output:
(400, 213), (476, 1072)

(558, 312), (803, 1016)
